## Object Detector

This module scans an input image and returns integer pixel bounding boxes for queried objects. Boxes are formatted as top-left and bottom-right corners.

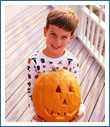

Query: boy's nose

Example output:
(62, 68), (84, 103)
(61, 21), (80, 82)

(55, 38), (62, 47)
(55, 43), (62, 48)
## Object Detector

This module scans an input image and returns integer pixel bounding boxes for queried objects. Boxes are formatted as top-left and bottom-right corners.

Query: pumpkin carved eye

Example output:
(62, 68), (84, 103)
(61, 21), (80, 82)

(69, 85), (74, 92)
(56, 86), (61, 93)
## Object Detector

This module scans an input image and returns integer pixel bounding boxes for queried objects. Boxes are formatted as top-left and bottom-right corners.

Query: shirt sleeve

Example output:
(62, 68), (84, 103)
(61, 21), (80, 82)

(27, 57), (37, 117)
(69, 59), (80, 80)
(69, 59), (84, 105)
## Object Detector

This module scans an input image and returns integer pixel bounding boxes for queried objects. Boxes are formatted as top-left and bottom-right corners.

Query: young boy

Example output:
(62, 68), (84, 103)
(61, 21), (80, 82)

(27, 7), (85, 122)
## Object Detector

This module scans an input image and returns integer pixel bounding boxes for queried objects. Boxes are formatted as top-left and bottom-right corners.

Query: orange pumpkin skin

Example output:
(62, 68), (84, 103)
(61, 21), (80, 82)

(32, 69), (81, 122)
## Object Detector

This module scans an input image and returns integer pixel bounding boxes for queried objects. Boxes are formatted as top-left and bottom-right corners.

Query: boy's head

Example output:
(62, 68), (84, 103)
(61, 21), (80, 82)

(43, 7), (79, 57)
(46, 7), (79, 34)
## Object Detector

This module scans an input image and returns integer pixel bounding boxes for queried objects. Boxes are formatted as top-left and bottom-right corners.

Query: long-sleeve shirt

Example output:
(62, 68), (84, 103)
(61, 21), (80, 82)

(26, 49), (80, 118)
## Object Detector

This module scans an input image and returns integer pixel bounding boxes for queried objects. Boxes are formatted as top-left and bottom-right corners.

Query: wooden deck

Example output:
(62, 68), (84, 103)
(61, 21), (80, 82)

(5, 6), (105, 122)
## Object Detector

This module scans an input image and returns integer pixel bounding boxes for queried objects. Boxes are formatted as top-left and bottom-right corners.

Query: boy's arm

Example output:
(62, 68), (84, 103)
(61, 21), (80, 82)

(70, 59), (85, 120)
(70, 59), (80, 80)
(27, 58), (37, 118)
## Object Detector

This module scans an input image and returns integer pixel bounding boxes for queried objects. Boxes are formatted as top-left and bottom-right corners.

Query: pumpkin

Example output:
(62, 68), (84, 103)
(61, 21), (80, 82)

(32, 69), (81, 122)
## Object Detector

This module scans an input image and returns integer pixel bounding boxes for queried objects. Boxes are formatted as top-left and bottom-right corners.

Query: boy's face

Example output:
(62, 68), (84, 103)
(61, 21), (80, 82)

(44, 24), (74, 54)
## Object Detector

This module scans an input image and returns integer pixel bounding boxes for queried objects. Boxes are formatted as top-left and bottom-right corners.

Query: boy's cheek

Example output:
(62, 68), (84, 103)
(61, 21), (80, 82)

(47, 39), (56, 46)
(46, 39), (53, 45)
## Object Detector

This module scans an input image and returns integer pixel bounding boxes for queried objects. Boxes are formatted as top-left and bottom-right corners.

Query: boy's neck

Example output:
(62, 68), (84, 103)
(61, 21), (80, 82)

(43, 48), (65, 58)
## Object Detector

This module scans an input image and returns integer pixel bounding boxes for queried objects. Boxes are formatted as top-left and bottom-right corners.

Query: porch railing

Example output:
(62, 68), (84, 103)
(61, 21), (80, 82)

(76, 5), (105, 69)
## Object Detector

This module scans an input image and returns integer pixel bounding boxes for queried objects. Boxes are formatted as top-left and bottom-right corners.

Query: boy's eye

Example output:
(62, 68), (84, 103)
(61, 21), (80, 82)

(62, 36), (68, 39)
(50, 33), (56, 36)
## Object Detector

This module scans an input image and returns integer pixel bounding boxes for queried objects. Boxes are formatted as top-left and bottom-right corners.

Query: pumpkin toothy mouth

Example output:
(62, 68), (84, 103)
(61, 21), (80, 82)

(45, 107), (78, 118)
(46, 108), (67, 116)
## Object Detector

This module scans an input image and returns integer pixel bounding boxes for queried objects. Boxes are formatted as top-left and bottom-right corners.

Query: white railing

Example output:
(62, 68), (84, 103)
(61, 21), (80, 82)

(76, 5), (105, 69)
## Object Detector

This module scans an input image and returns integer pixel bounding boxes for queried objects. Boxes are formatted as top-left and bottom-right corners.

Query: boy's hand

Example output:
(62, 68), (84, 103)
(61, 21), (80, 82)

(33, 114), (44, 122)
(72, 104), (85, 122)
(71, 111), (84, 122)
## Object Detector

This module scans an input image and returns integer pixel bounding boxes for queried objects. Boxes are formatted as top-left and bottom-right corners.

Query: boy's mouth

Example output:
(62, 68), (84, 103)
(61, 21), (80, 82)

(51, 44), (62, 49)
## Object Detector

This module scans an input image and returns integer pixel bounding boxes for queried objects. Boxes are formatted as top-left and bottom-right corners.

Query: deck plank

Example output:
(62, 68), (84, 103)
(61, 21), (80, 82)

(89, 86), (105, 122)
(69, 39), (83, 57)
(77, 46), (89, 67)
(6, 38), (45, 87)
(16, 106), (32, 122)
(6, 6), (47, 46)
(5, 69), (25, 101)
(6, 93), (28, 122)
(6, 16), (47, 77)
(80, 55), (95, 83)
(80, 69), (105, 121)
(6, 6), (37, 30)
(81, 61), (101, 101)
(6, 32), (44, 77)
(6, 8), (47, 53)
(5, 80), (27, 118)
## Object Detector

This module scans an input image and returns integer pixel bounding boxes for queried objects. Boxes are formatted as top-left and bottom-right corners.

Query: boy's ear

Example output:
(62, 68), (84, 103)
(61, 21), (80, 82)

(70, 33), (75, 40)
(44, 27), (47, 37)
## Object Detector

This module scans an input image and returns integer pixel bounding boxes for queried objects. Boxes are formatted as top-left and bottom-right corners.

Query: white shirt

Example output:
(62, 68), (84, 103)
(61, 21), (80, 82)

(27, 49), (80, 117)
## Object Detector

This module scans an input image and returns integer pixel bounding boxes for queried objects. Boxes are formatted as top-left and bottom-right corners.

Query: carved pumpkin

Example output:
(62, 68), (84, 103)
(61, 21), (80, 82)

(32, 69), (81, 122)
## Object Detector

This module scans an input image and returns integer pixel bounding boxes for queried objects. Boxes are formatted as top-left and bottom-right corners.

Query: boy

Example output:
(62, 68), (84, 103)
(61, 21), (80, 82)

(27, 7), (85, 121)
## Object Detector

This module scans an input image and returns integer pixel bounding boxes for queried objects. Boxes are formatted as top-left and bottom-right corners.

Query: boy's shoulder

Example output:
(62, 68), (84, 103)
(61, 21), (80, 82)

(28, 51), (40, 58)
(27, 51), (40, 64)
(66, 50), (79, 65)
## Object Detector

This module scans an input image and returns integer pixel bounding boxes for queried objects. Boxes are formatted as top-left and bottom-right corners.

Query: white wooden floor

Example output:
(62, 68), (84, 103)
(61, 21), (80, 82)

(5, 6), (105, 122)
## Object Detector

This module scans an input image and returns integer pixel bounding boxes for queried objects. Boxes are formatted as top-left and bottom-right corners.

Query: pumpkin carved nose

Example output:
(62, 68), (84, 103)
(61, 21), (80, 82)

(56, 86), (61, 93)
(63, 99), (67, 105)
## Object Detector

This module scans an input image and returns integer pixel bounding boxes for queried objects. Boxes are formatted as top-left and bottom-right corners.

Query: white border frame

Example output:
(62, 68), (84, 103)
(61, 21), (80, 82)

(1, 1), (109, 126)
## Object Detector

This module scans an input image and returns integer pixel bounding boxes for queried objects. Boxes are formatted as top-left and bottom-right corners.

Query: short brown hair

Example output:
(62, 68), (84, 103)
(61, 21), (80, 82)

(46, 7), (79, 33)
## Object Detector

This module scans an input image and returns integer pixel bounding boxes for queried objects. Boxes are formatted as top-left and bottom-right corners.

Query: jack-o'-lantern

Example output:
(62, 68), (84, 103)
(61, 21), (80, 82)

(32, 69), (81, 122)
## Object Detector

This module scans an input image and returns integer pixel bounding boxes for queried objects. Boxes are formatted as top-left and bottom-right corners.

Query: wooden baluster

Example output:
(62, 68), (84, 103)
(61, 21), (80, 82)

(79, 9), (85, 40)
(94, 26), (100, 52)
(89, 5), (93, 47)
(98, 6), (105, 64)
(86, 6), (92, 48)
(90, 21), (96, 46)
(75, 6), (81, 38)
(82, 14), (87, 43)
(76, 11), (81, 38)
(99, 31), (105, 56)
